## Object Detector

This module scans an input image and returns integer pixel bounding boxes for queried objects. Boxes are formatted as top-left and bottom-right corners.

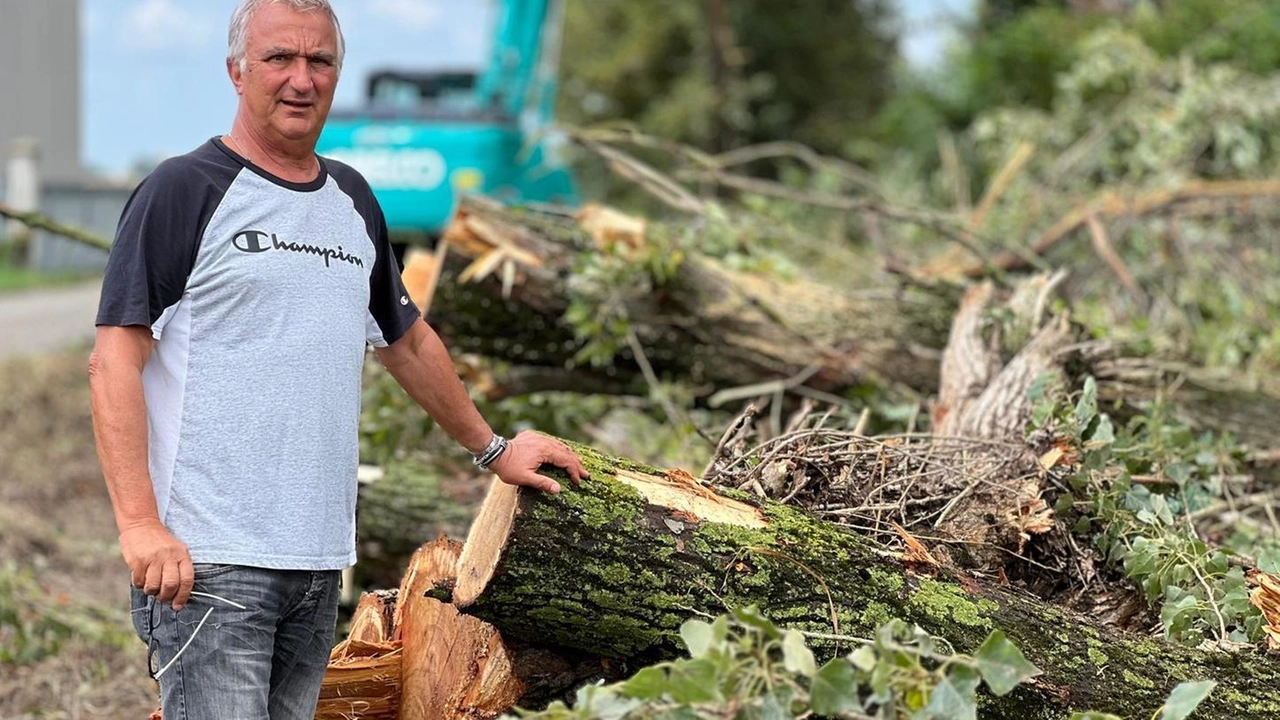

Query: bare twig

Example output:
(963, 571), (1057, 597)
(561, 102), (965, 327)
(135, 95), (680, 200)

(624, 329), (715, 446)
(707, 365), (821, 408)
(574, 136), (708, 215)
(708, 140), (881, 194)
(1084, 211), (1147, 307)
(969, 141), (1035, 233)
(952, 180), (1280, 278)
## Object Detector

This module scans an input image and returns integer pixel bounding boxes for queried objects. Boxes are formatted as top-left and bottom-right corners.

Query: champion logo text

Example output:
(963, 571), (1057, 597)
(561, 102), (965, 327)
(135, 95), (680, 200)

(231, 229), (364, 269)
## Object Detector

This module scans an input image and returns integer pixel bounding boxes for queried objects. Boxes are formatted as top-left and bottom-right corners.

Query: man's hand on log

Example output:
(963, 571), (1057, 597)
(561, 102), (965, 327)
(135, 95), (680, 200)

(489, 430), (589, 494)
(119, 520), (195, 610)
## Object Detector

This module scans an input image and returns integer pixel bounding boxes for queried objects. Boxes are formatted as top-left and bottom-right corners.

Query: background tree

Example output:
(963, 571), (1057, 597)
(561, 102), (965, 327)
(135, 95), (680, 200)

(557, 0), (898, 156)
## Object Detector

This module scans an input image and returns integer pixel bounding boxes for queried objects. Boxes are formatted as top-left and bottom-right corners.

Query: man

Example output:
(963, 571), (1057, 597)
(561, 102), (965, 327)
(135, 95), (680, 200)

(88, 1), (588, 718)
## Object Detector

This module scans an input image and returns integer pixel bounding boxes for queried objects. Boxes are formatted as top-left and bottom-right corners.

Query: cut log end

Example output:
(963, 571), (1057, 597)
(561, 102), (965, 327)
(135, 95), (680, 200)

(455, 478), (521, 608)
(392, 535), (462, 637)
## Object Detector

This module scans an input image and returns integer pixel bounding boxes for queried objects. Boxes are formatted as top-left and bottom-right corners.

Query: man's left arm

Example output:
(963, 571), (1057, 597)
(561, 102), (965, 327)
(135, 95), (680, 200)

(375, 319), (589, 493)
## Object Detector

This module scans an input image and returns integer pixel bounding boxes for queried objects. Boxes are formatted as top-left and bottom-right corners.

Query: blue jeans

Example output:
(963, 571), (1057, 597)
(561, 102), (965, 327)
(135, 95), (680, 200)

(130, 564), (341, 720)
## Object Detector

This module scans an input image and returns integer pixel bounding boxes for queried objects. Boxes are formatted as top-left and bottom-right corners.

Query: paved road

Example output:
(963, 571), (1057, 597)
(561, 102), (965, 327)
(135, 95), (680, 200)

(0, 278), (102, 359)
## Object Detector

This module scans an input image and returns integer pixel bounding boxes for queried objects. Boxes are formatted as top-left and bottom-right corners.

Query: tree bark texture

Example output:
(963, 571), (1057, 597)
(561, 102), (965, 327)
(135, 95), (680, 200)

(452, 446), (1280, 719)
(431, 197), (952, 399)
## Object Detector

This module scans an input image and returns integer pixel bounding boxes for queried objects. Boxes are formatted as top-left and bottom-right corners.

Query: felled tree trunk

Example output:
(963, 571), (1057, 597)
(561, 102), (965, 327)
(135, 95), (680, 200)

(355, 458), (480, 590)
(429, 197), (953, 398)
(452, 450), (1280, 719)
(420, 198), (1280, 449)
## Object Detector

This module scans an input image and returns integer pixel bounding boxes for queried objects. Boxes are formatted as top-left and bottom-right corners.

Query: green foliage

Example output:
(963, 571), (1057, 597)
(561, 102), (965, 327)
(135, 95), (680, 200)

(507, 607), (1040, 720)
(1034, 377), (1260, 647)
(964, 6), (1099, 112)
(1160, 681), (1217, 720)
(952, 27), (1280, 377)
(559, 0), (897, 156)
(0, 563), (130, 665)
(1132, 0), (1280, 75)
(359, 360), (435, 464)
(875, 1), (1280, 206)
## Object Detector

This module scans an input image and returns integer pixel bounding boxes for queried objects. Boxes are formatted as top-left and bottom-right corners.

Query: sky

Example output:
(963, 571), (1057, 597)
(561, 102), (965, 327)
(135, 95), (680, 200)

(81, 0), (972, 177)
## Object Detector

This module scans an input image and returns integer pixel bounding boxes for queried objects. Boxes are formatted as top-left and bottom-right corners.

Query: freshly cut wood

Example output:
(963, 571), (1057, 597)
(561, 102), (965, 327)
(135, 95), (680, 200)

(316, 638), (402, 720)
(348, 536), (609, 720)
(316, 589), (401, 719)
(397, 538), (524, 719)
(453, 446), (1280, 718)
(348, 590), (397, 645)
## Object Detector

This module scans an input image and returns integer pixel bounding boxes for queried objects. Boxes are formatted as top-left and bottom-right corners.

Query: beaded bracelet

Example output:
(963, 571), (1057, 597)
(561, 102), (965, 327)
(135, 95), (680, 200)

(472, 434), (509, 470)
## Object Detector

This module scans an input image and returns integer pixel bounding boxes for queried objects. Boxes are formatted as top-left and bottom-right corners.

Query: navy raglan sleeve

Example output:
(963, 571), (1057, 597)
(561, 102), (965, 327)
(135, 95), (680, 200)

(325, 159), (420, 346)
(364, 198), (421, 347)
(95, 161), (208, 336)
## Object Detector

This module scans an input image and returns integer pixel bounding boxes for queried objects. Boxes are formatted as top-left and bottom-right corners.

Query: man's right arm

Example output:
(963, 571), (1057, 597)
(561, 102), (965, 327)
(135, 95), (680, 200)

(89, 325), (194, 610)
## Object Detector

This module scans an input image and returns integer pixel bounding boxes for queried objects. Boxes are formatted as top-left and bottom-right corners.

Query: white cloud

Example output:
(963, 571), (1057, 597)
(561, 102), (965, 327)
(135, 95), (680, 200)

(119, 0), (217, 54)
(367, 0), (444, 33)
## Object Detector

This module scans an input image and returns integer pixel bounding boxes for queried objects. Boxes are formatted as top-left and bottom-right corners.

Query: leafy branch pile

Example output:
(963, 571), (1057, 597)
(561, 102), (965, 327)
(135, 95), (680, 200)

(1033, 376), (1271, 647)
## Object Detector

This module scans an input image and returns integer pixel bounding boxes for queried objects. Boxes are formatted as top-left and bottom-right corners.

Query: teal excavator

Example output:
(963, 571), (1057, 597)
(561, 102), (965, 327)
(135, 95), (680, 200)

(316, 0), (576, 242)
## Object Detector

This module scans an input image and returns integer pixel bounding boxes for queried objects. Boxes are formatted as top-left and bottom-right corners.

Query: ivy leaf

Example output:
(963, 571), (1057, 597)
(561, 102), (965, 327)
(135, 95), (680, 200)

(733, 605), (781, 638)
(1087, 414), (1115, 448)
(849, 645), (877, 673)
(620, 665), (669, 700)
(919, 669), (978, 720)
(810, 659), (863, 715)
(663, 658), (722, 704)
(1164, 462), (1192, 487)
(575, 684), (643, 720)
(1161, 680), (1216, 720)
(760, 691), (791, 720)
(1075, 377), (1098, 428)
(679, 619), (715, 658)
(1161, 594), (1200, 640)
(974, 631), (1041, 696)
(782, 629), (817, 677)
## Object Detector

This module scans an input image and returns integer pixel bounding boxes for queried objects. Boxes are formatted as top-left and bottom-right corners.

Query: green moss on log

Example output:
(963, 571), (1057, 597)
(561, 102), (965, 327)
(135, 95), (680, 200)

(461, 442), (1280, 719)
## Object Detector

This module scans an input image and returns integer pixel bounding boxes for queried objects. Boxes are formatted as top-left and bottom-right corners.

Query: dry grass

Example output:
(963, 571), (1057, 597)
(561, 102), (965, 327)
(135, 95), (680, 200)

(0, 347), (156, 720)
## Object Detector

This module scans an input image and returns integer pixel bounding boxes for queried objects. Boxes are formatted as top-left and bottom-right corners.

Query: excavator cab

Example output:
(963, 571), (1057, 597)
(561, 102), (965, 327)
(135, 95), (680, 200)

(316, 0), (576, 244)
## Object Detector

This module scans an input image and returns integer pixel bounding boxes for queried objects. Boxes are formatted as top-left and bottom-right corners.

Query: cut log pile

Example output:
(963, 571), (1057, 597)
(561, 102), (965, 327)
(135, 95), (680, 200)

(313, 223), (1280, 717)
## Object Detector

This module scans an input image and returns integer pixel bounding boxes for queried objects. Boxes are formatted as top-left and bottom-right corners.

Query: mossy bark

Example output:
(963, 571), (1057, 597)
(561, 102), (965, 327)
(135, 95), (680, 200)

(431, 197), (952, 398)
(459, 443), (1280, 719)
(355, 459), (479, 589)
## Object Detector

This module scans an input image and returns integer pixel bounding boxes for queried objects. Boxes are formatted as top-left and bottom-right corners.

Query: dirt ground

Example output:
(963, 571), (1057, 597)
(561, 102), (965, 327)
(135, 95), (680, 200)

(0, 347), (157, 718)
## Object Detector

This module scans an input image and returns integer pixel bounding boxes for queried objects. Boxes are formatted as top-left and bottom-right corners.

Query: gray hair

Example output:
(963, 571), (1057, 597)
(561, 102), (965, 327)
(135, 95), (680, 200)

(227, 0), (346, 72)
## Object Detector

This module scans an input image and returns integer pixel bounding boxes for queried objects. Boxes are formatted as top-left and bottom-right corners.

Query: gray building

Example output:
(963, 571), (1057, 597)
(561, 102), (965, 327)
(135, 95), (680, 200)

(1, 0), (128, 273)
(0, 0), (82, 182)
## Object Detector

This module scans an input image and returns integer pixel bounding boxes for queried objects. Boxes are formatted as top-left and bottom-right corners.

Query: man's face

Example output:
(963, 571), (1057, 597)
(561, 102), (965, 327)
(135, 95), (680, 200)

(229, 3), (339, 147)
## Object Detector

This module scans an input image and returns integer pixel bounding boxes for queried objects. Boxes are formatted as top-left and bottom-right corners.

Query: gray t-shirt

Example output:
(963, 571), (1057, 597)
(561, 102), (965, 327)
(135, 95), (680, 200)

(96, 138), (420, 570)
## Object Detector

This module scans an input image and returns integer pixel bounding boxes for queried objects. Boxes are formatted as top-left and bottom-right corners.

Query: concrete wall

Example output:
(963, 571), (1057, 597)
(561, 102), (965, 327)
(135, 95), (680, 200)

(0, 0), (82, 182)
